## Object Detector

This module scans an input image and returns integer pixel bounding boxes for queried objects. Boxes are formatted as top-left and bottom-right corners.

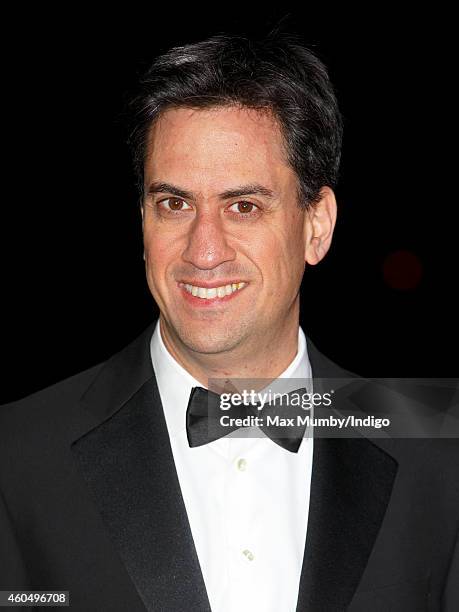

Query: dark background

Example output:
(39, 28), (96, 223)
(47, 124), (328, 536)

(1, 6), (457, 403)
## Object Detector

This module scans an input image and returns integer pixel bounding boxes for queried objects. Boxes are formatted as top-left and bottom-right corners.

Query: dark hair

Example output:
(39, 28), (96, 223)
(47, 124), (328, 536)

(126, 31), (343, 209)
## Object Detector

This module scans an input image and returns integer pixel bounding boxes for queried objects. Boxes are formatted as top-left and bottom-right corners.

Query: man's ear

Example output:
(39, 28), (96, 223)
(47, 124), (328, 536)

(140, 201), (145, 261)
(304, 186), (337, 265)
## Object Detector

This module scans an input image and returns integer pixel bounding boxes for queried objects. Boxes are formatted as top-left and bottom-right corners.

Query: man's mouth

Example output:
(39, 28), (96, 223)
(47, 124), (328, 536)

(178, 281), (247, 300)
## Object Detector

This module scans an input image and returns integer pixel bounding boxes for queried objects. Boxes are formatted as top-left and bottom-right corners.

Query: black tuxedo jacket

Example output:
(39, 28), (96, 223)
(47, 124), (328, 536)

(1, 321), (458, 611)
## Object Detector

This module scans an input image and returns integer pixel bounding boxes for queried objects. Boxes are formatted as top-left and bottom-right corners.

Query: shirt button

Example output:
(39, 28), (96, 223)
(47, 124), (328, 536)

(237, 458), (247, 472)
(242, 549), (255, 561)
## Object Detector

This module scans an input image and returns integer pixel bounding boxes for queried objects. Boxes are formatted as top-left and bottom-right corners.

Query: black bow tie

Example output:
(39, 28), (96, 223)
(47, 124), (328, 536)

(186, 386), (309, 453)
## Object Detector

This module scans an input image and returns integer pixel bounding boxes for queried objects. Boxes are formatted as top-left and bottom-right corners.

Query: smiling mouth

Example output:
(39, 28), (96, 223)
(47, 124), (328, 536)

(178, 281), (247, 300)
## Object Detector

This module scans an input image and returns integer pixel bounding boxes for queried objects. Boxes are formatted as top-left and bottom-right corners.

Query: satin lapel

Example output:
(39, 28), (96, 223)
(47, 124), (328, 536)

(70, 322), (211, 612)
(296, 338), (399, 611)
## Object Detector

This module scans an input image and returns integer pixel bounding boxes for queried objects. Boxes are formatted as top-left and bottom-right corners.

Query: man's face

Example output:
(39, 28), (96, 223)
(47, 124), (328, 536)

(142, 105), (311, 356)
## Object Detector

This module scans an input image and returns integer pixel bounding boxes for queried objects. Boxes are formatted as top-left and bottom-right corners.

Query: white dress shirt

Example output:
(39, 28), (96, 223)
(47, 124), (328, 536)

(150, 319), (314, 612)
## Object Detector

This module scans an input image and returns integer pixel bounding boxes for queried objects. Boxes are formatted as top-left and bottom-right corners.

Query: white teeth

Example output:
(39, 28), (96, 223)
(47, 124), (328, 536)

(181, 282), (247, 300)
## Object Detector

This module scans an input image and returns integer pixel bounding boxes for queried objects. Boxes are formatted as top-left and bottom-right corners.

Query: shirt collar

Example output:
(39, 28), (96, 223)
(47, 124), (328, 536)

(150, 318), (312, 439)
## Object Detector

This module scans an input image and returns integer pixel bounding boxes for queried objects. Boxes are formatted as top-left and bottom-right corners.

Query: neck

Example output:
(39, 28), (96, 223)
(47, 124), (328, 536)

(159, 309), (300, 388)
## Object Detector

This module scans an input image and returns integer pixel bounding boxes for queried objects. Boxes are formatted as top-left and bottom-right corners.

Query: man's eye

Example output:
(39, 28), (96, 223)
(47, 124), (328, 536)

(159, 198), (192, 212)
(228, 201), (258, 214)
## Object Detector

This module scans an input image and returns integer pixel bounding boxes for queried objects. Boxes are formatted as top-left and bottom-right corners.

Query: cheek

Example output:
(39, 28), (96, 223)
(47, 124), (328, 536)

(144, 233), (175, 283)
(259, 226), (305, 281)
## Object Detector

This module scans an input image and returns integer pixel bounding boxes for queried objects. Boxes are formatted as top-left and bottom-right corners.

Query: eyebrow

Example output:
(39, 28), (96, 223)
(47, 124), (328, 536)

(146, 181), (276, 201)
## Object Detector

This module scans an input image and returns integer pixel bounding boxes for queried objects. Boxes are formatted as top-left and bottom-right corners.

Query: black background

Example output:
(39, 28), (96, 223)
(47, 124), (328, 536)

(1, 6), (457, 403)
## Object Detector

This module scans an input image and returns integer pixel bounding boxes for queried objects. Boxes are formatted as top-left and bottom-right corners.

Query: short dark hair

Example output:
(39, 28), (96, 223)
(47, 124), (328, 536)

(126, 31), (343, 209)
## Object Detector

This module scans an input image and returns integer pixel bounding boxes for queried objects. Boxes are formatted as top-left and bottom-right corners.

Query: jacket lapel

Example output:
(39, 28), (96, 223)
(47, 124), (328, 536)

(296, 339), (399, 611)
(70, 321), (398, 612)
(70, 322), (211, 612)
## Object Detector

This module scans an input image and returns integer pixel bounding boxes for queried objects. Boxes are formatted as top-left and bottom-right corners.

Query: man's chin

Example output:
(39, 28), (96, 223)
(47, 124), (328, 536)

(179, 333), (242, 356)
(170, 321), (247, 356)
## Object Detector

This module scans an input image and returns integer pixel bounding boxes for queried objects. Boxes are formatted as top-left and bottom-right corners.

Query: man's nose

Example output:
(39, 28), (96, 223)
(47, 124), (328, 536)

(182, 213), (237, 270)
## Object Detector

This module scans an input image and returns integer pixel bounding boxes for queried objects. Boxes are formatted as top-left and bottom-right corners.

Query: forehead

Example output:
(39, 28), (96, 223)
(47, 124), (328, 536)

(144, 105), (293, 189)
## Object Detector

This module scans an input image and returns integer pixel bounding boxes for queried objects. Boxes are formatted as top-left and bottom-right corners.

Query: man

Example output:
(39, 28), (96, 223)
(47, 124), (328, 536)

(1, 31), (458, 611)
